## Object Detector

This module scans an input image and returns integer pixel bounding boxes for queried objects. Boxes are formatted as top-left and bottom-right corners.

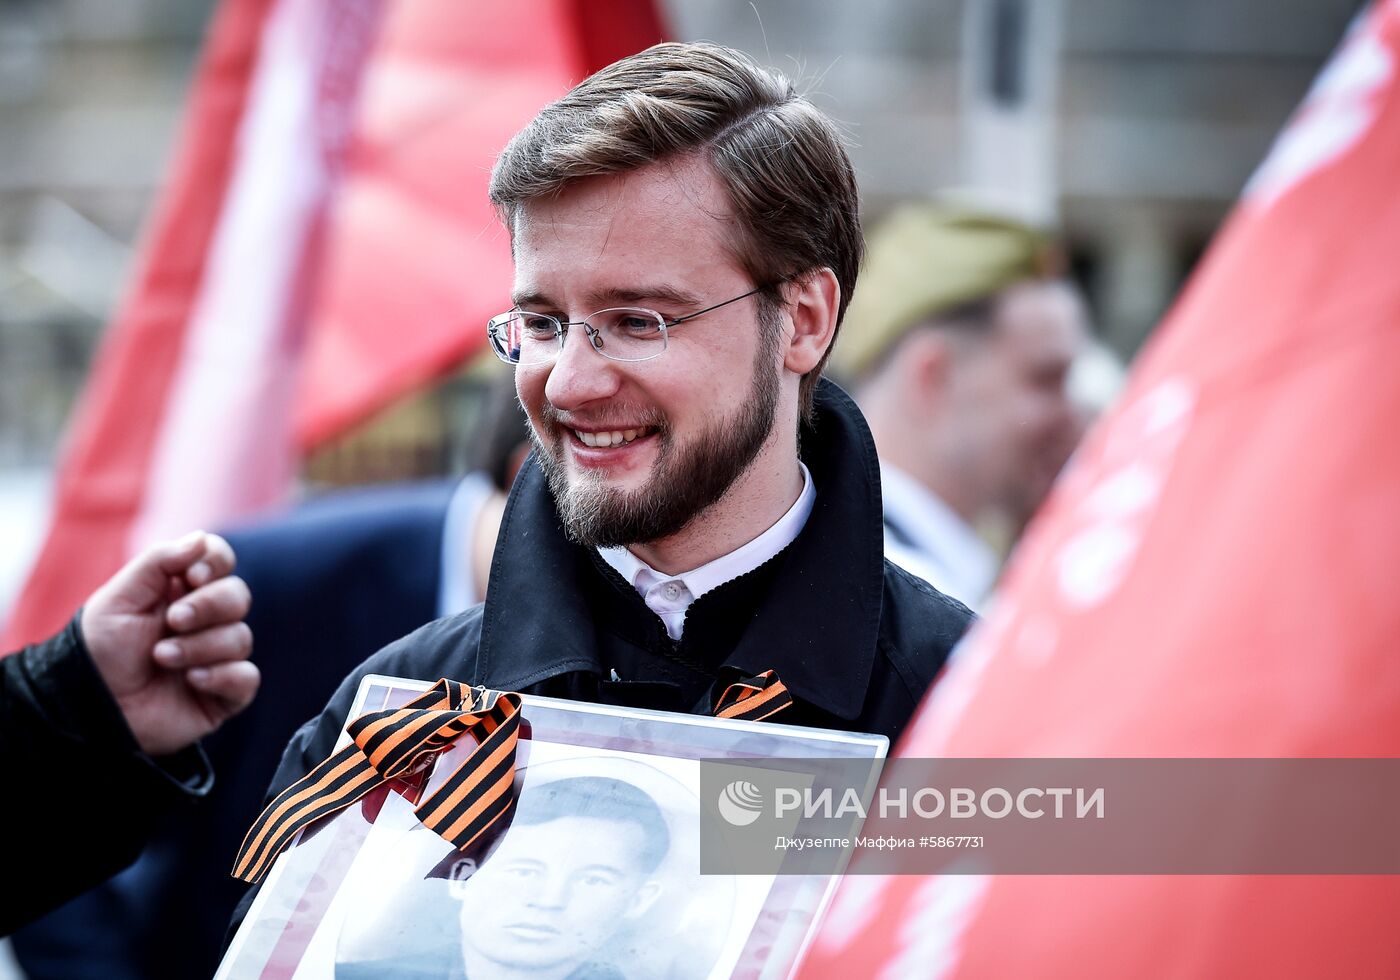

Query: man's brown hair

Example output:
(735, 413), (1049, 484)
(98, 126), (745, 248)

(489, 41), (863, 421)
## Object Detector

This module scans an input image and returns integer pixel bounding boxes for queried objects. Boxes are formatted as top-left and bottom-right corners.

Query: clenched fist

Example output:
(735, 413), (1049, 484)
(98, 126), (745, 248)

(80, 530), (260, 756)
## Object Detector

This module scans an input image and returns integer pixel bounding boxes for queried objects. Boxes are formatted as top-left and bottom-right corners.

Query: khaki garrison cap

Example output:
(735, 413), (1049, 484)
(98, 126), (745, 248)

(833, 205), (1062, 378)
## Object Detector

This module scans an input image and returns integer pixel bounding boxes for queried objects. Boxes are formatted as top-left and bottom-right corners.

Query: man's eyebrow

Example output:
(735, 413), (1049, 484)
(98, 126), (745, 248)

(511, 284), (703, 311)
(588, 284), (702, 308)
(501, 856), (546, 869)
(511, 289), (552, 309)
(576, 863), (626, 877)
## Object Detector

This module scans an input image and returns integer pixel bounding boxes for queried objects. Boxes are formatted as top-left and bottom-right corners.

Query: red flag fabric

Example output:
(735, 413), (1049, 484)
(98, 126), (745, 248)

(293, 0), (666, 445)
(801, 2), (1400, 977)
(2, 0), (380, 648)
(4, 0), (664, 649)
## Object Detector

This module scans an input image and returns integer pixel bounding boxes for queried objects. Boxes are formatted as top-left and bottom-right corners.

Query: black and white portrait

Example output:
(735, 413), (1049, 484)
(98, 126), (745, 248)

(323, 747), (772, 979)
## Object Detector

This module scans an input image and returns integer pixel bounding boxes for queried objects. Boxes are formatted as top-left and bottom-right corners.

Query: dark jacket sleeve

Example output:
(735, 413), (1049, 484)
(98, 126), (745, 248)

(0, 616), (213, 936)
(225, 609), (484, 942)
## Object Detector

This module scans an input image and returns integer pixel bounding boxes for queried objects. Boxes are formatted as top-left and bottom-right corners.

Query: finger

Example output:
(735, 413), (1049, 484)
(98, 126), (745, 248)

(153, 621), (252, 669)
(99, 531), (209, 609)
(151, 530), (212, 576)
(166, 576), (251, 633)
(165, 575), (190, 604)
(185, 533), (237, 588)
(186, 660), (261, 719)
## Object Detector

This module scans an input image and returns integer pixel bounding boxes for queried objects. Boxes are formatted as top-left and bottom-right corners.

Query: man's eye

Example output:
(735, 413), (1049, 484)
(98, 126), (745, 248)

(602, 312), (660, 338)
(520, 315), (558, 337)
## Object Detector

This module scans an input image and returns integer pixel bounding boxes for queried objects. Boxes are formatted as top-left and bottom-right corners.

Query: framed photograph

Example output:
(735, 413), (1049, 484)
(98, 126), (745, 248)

(218, 675), (886, 980)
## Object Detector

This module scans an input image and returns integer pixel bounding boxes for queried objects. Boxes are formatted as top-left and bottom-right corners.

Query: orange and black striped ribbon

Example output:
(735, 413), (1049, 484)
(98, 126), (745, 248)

(233, 670), (790, 884)
(232, 678), (521, 884)
(714, 669), (793, 722)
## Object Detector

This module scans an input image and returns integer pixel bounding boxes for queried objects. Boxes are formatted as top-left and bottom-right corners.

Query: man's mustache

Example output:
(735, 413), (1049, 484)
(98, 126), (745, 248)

(537, 402), (669, 434)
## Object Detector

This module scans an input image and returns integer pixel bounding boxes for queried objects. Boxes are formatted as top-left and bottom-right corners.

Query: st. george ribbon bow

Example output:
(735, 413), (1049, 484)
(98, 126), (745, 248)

(232, 670), (791, 884)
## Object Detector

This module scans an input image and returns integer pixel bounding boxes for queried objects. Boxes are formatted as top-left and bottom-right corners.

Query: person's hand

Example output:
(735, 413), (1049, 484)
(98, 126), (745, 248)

(80, 531), (259, 756)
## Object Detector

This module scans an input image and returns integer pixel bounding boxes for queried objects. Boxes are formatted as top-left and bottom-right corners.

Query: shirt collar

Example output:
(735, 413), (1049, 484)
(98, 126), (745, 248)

(879, 462), (998, 604)
(597, 462), (815, 615)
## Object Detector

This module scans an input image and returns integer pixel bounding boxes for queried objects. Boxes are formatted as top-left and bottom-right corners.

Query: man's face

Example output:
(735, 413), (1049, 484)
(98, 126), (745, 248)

(511, 159), (784, 548)
(454, 815), (661, 972)
(943, 281), (1088, 515)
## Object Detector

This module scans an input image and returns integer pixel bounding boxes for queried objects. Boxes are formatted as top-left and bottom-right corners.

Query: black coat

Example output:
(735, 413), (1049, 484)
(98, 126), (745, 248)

(11, 480), (457, 979)
(231, 380), (973, 933)
(0, 618), (211, 936)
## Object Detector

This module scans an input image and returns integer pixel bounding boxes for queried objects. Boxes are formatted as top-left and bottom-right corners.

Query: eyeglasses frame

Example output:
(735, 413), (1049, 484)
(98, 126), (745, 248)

(487, 284), (770, 364)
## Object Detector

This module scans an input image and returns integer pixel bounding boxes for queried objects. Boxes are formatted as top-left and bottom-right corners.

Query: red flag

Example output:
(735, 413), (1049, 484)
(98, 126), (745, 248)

(4, 0), (664, 648)
(1, 0), (375, 648)
(801, 2), (1400, 977)
(293, 0), (666, 444)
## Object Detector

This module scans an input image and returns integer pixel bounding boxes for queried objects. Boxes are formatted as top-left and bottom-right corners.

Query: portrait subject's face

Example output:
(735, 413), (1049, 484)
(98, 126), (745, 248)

(510, 158), (784, 548)
(454, 815), (662, 974)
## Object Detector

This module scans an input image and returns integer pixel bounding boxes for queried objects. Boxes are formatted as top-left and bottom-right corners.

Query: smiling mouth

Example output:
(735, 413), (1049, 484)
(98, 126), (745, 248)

(571, 426), (657, 448)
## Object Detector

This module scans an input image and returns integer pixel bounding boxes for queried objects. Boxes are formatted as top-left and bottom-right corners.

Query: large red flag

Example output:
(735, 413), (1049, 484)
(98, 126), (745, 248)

(3, 0), (664, 649)
(802, 2), (1400, 977)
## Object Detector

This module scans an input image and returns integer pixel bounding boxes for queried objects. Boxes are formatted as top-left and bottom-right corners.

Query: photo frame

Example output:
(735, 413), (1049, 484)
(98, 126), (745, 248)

(217, 674), (887, 979)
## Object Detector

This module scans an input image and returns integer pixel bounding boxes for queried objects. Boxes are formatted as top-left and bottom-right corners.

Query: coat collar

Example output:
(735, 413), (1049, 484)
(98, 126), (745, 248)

(475, 379), (886, 720)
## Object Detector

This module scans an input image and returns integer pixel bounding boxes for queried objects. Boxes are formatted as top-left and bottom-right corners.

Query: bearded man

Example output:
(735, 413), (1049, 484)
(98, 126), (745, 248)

(236, 42), (973, 929)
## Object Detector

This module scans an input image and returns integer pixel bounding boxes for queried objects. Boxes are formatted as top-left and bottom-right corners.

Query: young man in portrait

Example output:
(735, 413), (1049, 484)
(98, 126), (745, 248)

(335, 776), (672, 980)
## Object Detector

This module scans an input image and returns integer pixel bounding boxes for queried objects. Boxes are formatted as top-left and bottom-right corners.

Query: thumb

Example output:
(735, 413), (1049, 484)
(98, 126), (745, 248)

(100, 531), (210, 611)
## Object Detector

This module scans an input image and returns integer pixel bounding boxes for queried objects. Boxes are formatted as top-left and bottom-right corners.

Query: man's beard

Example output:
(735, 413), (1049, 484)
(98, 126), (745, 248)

(531, 352), (780, 549)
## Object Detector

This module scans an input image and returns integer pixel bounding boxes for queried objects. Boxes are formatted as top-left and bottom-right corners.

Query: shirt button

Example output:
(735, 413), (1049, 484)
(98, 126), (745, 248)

(663, 582), (681, 601)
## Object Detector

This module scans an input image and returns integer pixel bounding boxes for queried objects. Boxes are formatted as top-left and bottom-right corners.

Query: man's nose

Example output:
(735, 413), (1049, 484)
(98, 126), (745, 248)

(524, 872), (571, 910)
(543, 321), (622, 410)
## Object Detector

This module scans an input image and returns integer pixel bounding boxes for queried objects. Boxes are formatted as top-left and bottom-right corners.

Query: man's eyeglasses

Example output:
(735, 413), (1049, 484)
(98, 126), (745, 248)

(486, 285), (766, 365)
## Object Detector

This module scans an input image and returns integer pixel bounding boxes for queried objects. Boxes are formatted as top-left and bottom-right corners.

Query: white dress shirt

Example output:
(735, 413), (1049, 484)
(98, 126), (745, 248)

(880, 462), (997, 610)
(597, 463), (816, 641)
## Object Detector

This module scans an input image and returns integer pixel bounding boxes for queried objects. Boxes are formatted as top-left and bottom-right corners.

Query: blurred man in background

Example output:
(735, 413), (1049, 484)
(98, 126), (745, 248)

(833, 206), (1091, 609)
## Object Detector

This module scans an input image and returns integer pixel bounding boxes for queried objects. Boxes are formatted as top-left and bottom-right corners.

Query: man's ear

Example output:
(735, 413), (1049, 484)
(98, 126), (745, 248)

(447, 856), (479, 899)
(782, 268), (841, 376)
(901, 328), (955, 408)
(624, 880), (663, 920)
